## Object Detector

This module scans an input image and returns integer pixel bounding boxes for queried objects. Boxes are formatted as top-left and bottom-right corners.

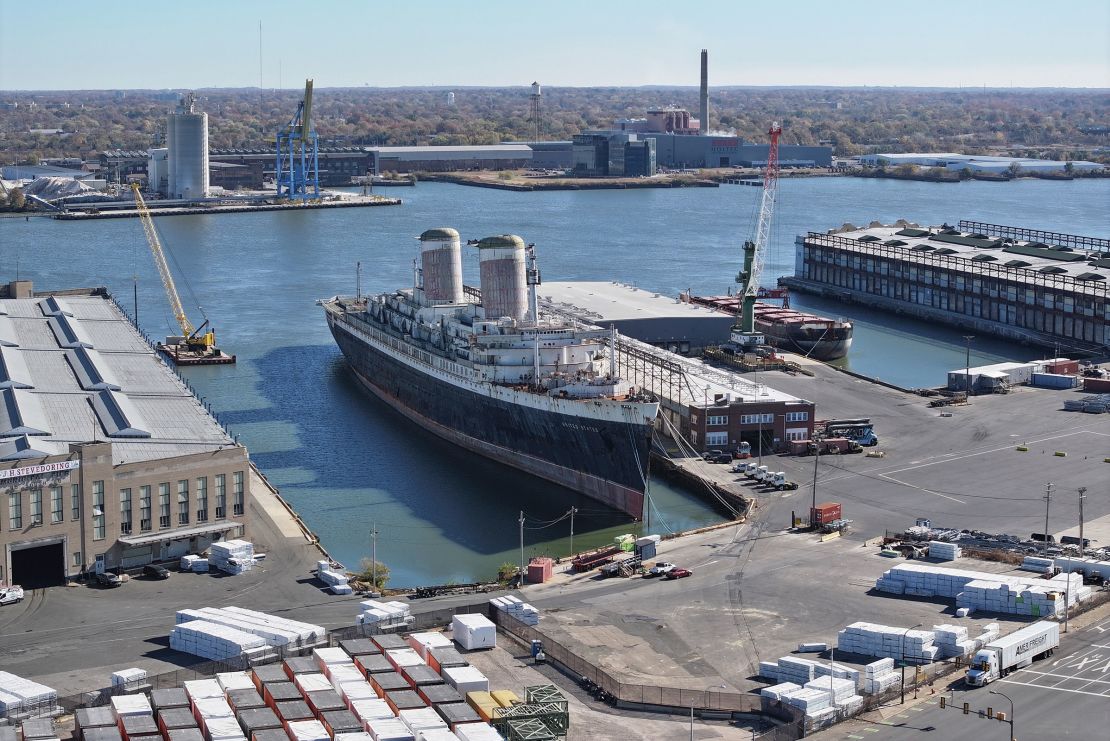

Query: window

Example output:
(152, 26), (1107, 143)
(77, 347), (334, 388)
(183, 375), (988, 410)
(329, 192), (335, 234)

(29, 489), (42, 526)
(120, 488), (132, 535)
(92, 481), (105, 541)
(140, 485), (151, 532)
(72, 551), (82, 568)
(785, 430), (808, 441)
(8, 492), (21, 530)
(786, 411), (809, 423)
(215, 474), (226, 519)
(196, 477), (208, 523)
(51, 486), (63, 524)
(705, 431), (729, 447)
(71, 484), (81, 520)
(740, 413), (775, 425)
(177, 480), (189, 525)
(159, 483), (170, 529)
(232, 471), (244, 516)
(706, 415), (728, 426)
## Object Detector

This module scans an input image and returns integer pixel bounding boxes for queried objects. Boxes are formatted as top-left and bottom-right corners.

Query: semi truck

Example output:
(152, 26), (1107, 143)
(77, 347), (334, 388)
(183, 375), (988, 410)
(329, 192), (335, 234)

(965, 621), (1059, 687)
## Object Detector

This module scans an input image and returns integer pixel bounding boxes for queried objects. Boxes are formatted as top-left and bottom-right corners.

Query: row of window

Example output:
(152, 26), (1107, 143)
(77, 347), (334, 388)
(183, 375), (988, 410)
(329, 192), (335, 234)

(706, 411), (810, 426)
(6, 472), (245, 540)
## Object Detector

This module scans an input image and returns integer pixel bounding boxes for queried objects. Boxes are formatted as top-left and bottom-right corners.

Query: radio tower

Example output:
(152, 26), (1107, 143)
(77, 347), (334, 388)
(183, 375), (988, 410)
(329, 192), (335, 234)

(529, 82), (543, 141)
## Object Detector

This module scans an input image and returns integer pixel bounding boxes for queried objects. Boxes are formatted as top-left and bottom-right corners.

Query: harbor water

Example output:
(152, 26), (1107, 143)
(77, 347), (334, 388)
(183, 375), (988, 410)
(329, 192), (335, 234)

(3, 177), (1107, 583)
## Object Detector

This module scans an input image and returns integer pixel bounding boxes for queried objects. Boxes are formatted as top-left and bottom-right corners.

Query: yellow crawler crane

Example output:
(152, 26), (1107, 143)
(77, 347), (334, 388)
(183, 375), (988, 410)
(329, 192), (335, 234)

(131, 183), (234, 365)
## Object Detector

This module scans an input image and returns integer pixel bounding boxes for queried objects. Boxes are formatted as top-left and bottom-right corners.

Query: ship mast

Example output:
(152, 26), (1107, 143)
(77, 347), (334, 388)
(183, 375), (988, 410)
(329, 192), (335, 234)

(732, 121), (782, 349)
(526, 243), (542, 385)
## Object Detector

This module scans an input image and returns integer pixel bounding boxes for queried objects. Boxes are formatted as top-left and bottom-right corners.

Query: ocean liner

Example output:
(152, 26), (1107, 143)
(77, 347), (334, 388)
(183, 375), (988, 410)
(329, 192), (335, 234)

(322, 229), (659, 518)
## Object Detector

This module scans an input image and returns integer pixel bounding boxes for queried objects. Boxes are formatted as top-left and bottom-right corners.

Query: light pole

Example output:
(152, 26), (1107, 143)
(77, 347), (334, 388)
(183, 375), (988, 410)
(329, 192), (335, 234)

(989, 689), (1015, 741)
(1078, 486), (1087, 558)
(900, 623), (922, 704)
(569, 506), (577, 559)
(963, 335), (974, 402)
(1043, 483), (1054, 556)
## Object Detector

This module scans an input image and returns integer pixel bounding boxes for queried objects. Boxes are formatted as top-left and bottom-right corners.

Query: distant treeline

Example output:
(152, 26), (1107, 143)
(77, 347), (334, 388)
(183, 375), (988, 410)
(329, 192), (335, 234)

(1, 87), (1107, 165)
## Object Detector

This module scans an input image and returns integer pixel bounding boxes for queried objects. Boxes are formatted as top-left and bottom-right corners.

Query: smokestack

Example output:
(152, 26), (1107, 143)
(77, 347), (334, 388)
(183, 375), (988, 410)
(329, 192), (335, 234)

(699, 49), (709, 136)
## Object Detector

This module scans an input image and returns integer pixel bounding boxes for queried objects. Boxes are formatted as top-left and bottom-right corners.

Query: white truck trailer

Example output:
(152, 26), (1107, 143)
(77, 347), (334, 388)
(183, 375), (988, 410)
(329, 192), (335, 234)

(965, 621), (1059, 687)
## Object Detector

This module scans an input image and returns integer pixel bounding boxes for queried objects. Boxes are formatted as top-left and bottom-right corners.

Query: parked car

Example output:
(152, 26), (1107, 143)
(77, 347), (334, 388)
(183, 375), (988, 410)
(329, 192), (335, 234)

(701, 450), (725, 460)
(94, 571), (123, 588)
(710, 453), (733, 464)
(646, 562), (677, 577)
(0, 585), (24, 605)
(142, 564), (170, 579)
(664, 568), (693, 580)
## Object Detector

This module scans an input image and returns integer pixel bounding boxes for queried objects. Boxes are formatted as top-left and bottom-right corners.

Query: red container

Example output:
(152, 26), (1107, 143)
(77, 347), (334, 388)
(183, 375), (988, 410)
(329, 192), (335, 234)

(527, 557), (554, 583)
(1083, 377), (1110, 393)
(810, 502), (842, 525)
(1046, 360), (1079, 374)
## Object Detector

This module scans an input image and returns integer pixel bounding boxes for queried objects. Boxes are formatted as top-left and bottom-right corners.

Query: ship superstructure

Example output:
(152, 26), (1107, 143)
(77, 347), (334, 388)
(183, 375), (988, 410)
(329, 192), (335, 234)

(322, 229), (659, 517)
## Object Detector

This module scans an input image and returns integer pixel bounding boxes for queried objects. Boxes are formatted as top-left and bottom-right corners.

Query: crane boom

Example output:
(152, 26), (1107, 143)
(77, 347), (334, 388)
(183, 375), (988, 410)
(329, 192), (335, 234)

(131, 183), (194, 338)
(732, 122), (782, 348)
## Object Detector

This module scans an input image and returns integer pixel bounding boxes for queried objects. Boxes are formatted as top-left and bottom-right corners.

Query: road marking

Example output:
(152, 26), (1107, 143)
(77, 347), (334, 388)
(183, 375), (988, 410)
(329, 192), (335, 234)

(1019, 670), (1110, 686)
(876, 473), (966, 503)
(881, 430), (1100, 475)
(1000, 678), (1110, 697)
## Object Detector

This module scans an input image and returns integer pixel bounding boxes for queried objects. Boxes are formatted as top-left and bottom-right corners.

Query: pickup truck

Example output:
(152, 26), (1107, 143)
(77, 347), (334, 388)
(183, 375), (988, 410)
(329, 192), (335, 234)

(965, 621), (1058, 687)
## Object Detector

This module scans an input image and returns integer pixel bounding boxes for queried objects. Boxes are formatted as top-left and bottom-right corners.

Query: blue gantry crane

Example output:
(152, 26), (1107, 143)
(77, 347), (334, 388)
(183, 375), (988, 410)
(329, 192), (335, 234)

(275, 79), (320, 201)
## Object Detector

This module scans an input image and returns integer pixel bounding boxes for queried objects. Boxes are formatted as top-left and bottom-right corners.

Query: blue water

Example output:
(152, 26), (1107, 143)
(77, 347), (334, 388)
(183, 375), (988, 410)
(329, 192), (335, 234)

(3, 177), (1107, 583)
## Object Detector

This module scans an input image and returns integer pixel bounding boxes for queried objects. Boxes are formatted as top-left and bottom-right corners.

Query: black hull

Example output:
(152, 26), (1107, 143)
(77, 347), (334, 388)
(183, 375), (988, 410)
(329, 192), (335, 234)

(757, 322), (853, 361)
(327, 313), (652, 518)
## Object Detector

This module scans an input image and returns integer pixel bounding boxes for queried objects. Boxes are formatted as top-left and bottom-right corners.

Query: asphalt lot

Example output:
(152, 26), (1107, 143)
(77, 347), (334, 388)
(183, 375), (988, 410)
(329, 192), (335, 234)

(814, 611), (1110, 740)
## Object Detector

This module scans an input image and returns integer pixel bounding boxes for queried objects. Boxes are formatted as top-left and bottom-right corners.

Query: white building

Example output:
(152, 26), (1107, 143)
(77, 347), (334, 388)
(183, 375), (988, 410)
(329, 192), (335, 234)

(859, 152), (1104, 175)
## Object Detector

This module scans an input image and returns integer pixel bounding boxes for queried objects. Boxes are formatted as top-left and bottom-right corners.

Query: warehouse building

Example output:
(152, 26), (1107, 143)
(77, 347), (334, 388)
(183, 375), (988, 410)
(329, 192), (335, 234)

(782, 220), (1110, 354)
(0, 281), (249, 588)
(367, 144), (533, 174)
(859, 152), (1105, 174)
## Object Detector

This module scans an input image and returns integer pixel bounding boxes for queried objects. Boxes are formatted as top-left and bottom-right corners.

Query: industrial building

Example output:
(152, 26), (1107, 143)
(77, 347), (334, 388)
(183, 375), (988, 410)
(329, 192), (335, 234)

(538, 283), (815, 452)
(0, 281), (249, 588)
(165, 93), (209, 199)
(859, 153), (1105, 175)
(782, 220), (1110, 354)
(367, 144), (533, 174)
(571, 134), (657, 177)
(542, 281), (732, 354)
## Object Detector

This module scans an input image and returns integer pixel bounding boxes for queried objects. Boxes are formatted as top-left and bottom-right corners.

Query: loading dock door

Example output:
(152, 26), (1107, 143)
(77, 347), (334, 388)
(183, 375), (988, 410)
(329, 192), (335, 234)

(11, 542), (65, 589)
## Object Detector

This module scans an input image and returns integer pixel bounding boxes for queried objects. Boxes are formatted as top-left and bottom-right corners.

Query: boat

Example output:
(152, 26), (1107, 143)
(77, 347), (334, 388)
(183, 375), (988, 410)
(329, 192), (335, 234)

(321, 228), (660, 518)
(685, 293), (853, 361)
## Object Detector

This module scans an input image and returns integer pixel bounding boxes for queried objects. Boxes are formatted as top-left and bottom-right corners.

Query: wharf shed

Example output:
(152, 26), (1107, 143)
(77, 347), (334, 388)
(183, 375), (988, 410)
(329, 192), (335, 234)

(782, 220), (1109, 354)
(0, 281), (250, 587)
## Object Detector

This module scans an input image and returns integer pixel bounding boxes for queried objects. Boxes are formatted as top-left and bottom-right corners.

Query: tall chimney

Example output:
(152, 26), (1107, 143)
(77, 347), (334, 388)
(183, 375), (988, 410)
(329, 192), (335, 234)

(699, 49), (709, 136)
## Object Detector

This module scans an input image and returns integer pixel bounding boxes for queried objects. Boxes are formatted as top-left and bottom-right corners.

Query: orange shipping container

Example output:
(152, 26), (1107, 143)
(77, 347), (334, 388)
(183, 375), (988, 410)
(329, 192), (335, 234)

(490, 690), (520, 708)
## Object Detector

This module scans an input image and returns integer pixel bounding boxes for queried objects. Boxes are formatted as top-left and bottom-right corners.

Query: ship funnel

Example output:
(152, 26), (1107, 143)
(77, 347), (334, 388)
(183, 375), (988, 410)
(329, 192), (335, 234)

(477, 234), (527, 322)
(419, 227), (464, 304)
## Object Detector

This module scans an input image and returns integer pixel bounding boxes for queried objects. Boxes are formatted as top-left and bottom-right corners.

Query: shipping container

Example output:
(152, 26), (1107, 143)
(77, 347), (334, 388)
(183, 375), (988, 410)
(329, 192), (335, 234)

(1031, 372), (1079, 389)
(1083, 377), (1110, 393)
(810, 502), (842, 525)
(1045, 360), (1079, 374)
(526, 557), (554, 583)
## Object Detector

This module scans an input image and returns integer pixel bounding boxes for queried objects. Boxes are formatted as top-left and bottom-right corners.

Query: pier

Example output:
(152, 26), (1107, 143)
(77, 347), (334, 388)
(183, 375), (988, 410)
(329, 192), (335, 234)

(52, 194), (401, 220)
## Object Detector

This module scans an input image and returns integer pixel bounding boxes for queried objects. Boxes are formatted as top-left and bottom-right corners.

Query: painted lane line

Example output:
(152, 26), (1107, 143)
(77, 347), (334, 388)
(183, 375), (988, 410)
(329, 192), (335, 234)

(999, 678), (1110, 698)
(1015, 670), (1110, 686)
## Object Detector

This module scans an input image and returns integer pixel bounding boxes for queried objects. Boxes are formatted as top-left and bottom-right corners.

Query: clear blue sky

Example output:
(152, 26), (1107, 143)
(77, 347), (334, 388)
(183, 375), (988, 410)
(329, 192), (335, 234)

(2, 0), (1107, 90)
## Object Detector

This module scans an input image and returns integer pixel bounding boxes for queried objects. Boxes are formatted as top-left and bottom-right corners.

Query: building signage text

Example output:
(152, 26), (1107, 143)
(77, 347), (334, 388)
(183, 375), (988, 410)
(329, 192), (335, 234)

(0, 460), (80, 481)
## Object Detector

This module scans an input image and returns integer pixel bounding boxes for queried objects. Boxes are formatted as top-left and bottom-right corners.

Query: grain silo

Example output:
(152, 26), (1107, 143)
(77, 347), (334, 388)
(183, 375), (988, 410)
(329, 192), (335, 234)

(419, 228), (464, 305)
(477, 234), (528, 322)
(166, 93), (209, 200)
(147, 148), (169, 196)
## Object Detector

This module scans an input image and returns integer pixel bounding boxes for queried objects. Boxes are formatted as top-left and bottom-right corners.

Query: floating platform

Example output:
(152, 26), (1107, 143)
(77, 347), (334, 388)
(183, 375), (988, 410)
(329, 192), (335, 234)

(52, 195), (401, 220)
(157, 343), (237, 366)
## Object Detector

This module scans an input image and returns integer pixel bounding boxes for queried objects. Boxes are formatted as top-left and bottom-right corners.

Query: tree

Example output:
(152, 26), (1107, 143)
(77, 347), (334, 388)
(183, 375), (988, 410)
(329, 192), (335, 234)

(1064, 161), (1075, 175)
(1008, 162), (1023, 179)
(9, 187), (25, 210)
(357, 558), (390, 590)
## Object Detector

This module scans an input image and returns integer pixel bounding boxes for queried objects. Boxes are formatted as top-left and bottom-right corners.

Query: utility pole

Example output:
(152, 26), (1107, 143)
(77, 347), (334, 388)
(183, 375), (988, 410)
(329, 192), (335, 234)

(963, 335), (974, 402)
(569, 506), (577, 558)
(519, 510), (525, 587)
(810, 451), (819, 528)
(132, 276), (139, 326)
(1043, 483), (1054, 556)
(1078, 486), (1087, 557)
(370, 521), (378, 591)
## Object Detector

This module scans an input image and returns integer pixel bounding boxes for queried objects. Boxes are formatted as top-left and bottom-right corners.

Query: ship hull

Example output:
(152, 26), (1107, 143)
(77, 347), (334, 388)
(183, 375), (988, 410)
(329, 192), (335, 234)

(327, 311), (652, 518)
(756, 322), (853, 361)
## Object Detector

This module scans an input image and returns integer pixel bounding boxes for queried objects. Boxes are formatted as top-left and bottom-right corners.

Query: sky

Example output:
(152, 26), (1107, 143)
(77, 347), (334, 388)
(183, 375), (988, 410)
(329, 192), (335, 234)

(1, 0), (1108, 90)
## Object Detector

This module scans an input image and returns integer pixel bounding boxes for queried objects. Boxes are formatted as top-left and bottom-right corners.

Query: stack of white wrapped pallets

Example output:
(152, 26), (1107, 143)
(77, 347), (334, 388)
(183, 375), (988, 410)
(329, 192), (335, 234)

(776, 686), (833, 722)
(804, 676), (861, 715)
(451, 615), (496, 650)
(170, 620), (267, 660)
(814, 662), (860, 687)
(956, 580), (1065, 617)
(760, 682), (801, 701)
(1020, 556), (1054, 573)
(180, 554), (209, 573)
(928, 541), (961, 561)
(758, 656), (818, 684)
(875, 563), (1088, 616)
(110, 668), (148, 692)
(1056, 556), (1110, 582)
(838, 623), (939, 664)
(862, 659), (899, 695)
(175, 607), (325, 650)
(210, 541), (254, 575)
(488, 596), (538, 625)
(356, 600), (413, 631)
(316, 560), (352, 595)
(931, 624), (976, 658)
